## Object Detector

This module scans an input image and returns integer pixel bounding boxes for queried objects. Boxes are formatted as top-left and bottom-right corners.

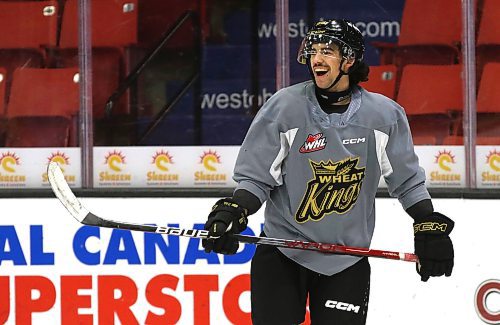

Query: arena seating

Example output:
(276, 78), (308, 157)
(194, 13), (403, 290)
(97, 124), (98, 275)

(59, 0), (137, 48)
(5, 67), (79, 147)
(446, 136), (500, 146)
(0, 1), (58, 49)
(396, 64), (462, 145)
(476, 0), (500, 82)
(139, 0), (199, 47)
(2, 0), (500, 147)
(373, 0), (462, 99)
(476, 137), (500, 145)
(0, 67), (6, 145)
(0, 1), (59, 104)
(476, 62), (500, 142)
(442, 136), (463, 145)
(55, 0), (138, 119)
(360, 65), (397, 99)
(441, 62), (500, 146)
(0, 68), (6, 117)
(477, 63), (500, 115)
(413, 135), (438, 145)
(374, 0), (461, 67)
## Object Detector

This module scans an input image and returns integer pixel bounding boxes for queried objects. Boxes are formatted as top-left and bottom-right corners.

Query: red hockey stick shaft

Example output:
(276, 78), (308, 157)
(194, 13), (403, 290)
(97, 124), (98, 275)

(231, 234), (418, 262)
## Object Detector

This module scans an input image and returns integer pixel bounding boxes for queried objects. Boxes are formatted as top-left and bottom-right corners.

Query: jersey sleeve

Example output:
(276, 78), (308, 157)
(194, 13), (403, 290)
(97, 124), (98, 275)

(232, 99), (298, 204)
(377, 110), (431, 210)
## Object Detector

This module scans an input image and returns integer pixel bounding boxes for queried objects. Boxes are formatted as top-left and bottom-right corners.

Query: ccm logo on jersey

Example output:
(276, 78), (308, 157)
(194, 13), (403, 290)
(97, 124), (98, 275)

(342, 137), (365, 145)
(299, 133), (327, 153)
(324, 300), (360, 313)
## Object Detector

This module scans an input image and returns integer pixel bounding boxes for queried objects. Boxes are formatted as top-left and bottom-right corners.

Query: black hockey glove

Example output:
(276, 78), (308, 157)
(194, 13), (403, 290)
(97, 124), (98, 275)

(202, 198), (249, 255)
(413, 212), (454, 282)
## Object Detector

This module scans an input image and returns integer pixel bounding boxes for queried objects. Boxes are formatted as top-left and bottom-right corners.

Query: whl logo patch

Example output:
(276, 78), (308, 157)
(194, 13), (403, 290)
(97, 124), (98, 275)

(299, 133), (327, 153)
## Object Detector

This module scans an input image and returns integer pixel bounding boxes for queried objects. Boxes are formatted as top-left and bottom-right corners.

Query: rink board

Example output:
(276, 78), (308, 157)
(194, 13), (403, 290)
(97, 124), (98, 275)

(1, 145), (499, 189)
(0, 197), (498, 324)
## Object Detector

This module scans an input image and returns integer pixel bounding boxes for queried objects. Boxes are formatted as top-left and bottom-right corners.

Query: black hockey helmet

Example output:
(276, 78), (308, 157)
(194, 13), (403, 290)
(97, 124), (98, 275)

(297, 19), (365, 65)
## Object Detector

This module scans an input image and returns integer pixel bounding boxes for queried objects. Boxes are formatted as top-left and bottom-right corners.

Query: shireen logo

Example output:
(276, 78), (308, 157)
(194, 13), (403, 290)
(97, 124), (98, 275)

(299, 133), (327, 153)
(325, 300), (360, 313)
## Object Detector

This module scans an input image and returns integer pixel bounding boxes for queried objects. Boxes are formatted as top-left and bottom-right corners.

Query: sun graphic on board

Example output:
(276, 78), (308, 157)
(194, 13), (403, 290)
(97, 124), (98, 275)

(435, 150), (455, 172)
(152, 150), (173, 172)
(47, 151), (70, 173)
(0, 152), (20, 173)
(486, 150), (500, 172)
(200, 150), (221, 172)
(105, 150), (126, 172)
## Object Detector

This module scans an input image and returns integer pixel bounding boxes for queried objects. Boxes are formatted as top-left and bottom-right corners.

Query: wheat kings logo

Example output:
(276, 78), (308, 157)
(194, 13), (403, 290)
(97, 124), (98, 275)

(296, 157), (366, 223)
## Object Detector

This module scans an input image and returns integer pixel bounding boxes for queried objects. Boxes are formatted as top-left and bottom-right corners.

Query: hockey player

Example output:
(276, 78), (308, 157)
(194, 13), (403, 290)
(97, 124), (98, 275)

(202, 19), (454, 324)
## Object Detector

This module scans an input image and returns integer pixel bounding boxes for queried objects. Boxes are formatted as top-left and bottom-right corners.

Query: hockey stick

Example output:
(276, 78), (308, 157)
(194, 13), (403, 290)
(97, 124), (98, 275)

(47, 161), (418, 263)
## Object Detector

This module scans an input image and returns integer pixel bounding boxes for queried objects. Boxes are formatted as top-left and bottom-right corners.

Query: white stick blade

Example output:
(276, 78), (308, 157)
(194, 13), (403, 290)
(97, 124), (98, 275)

(47, 161), (89, 222)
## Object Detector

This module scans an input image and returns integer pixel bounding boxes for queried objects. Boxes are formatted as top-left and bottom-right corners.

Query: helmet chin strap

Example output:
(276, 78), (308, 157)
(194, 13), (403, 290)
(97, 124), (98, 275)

(323, 57), (346, 90)
(309, 58), (352, 104)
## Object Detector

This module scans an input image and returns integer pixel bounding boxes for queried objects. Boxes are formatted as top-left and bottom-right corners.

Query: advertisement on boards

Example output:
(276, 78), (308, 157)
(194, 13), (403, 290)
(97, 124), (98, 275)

(2, 146), (500, 189)
(476, 146), (500, 188)
(0, 197), (499, 324)
(93, 147), (238, 188)
(0, 148), (81, 189)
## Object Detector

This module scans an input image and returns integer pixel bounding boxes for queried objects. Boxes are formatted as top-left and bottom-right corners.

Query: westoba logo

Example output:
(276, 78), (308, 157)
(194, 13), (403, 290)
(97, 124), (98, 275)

(299, 133), (327, 153)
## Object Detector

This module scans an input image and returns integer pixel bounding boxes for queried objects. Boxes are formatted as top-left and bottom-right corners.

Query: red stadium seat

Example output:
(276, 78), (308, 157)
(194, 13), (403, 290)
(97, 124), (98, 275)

(397, 64), (462, 144)
(412, 135), (438, 145)
(52, 48), (122, 119)
(0, 68), (6, 117)
(477, 62), (500, 114)
(476, 0), (500, 80)
(442, 136), (463, 145)
(0, 1), (58, 49)
(55, 0), (138, 119)
(397, 0), (461, 49)
(398, 65), (462, 115)
(476, 62), (500, 141)
(5, 68), (80, 147)
(377, 0), (461, 65)
(477, 136), (500, 145)
(6, 116), (73, 147)
(0, 1), (59, 103)
(7, 68), (79, 118)
(59, 0), (137, 48)
(138, 0), (199, 47)
(373, 0), (461, 94)
(361, 65), (397, 99)
(0, 68), (6, 146)
(474, 115), (500, 141)
(477, 0), (500, 46)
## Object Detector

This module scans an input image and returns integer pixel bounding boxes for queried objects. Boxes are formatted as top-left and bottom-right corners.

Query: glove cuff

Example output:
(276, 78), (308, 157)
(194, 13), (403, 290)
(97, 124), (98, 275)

(413, 212), (454, 236)
(209, 198), (249, 232)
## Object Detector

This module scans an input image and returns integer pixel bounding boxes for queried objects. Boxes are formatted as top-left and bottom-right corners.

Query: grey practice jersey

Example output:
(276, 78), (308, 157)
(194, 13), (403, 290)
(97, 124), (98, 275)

(234, 81), (430, 276)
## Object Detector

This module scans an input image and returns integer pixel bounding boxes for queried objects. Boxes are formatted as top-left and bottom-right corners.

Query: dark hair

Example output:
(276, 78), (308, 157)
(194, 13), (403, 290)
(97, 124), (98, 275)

(349, 61), (370, 85)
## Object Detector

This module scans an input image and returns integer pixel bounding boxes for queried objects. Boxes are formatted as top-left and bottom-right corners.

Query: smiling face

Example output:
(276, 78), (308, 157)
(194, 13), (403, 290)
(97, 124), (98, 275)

(309, 43), (353, 91)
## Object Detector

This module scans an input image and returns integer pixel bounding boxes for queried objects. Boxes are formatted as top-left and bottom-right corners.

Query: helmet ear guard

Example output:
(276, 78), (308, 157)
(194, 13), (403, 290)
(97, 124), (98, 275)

(342, 46), (355, 61)
(297, 38), (309, 64)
